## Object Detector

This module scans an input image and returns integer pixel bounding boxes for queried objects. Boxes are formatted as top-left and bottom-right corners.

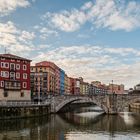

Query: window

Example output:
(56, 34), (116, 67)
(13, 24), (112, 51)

(16, 72), (20, 79)
(10, 63), (15, 70)
(0, 62), (9, 68)
(5, 71), (9, 78)
(3, 91), (8, 97)
(16, 64), (20, 70)
(10, 72), (15, 77)
(118, 86), (121, 90)
(5, 63), (9, 68)
(23, 82), (27, 88)
(0, 71), (9, 78)
(23, 65), (27, 70)
(1, 62), (4, 68)
(21, 92), (24, 97)
(1, 81), (4, 87)
(23, 73), (27, 79)
(1, 71), (4, 77)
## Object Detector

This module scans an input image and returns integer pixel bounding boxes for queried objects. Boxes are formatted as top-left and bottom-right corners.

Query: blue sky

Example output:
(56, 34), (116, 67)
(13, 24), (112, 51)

(0, 0), (140, 89)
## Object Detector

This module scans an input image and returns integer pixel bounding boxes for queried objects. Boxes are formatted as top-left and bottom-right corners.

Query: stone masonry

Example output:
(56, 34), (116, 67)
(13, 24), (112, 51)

(46, 94), (140, 114)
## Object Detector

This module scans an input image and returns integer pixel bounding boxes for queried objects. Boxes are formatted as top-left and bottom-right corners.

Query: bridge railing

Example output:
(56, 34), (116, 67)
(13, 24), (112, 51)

(44, 94), (108, 102)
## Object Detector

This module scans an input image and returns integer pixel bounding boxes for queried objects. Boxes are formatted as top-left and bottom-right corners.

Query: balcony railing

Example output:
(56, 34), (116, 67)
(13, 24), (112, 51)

(4, 86), (21, 90)
(4, 81), (21, 90)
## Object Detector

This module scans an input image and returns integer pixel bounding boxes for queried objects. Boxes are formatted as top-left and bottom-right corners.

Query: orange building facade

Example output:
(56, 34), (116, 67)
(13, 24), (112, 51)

(30, 61), (60, 98)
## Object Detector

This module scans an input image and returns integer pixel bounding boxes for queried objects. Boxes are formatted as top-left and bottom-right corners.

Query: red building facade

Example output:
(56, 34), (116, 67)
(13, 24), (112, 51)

(0, 54), (31, 101)
(70, 77), (80, 95)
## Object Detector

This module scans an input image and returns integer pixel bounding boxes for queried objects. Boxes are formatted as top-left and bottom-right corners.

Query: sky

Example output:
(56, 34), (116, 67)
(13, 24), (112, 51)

(0, 0), (140, 89)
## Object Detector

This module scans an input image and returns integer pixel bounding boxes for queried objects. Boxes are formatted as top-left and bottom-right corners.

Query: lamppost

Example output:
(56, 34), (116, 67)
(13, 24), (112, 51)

(38, 87), (40, 105)
(111, 80), (116, 112)
(112, 80), (114, 94)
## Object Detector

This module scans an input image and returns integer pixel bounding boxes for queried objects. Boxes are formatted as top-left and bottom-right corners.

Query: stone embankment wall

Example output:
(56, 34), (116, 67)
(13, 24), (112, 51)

(0, 105), (51, 119)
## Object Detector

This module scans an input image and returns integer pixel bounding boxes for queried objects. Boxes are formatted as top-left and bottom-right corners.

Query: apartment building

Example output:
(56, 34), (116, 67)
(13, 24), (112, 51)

(0, 54), (31, 101)
(70, 78), (80, 95)
(31, 61), (57, 98)
(108, 84), (124, 94)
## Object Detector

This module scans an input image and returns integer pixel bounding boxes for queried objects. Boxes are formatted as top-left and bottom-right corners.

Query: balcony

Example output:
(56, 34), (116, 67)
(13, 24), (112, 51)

(4, 86), (21, 90)
(4, 81), (21, 90)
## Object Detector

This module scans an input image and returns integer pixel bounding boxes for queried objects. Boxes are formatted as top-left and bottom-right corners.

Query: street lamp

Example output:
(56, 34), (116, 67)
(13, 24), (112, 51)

(112, 80), (113, 94)
(38, 87), (40, 105)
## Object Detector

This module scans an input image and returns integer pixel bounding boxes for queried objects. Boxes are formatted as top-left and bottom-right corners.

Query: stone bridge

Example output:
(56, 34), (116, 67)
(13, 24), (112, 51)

(46, 94), (140, 114)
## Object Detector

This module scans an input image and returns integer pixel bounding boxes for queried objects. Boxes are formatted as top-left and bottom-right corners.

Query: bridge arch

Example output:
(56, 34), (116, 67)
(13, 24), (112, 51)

(48, 94), (140, 114)
(50, 95), (108, 113)
(121, 97), (140, 111)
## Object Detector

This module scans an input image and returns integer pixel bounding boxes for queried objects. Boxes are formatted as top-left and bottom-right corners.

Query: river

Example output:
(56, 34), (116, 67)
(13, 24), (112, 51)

(0, 105), (140, 140)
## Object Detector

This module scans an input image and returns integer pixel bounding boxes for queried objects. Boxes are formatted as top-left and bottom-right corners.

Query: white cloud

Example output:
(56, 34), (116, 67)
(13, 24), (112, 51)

(81, 1), (93, 10)
(33, 25), (58, 39)
(0, 0), (30, 16)
(0, 21), (19, 34)
(42, 0), (140, 32)
(34, 44), (51, 51)
(43, 10), (87, 32)
(0, 21), (19, 46)
(33, 25), (40, 29)
(89, 0), (140, 31)
(104, 47), (137, 56)
(19, 31), (35, 43)
(32, 45), (140, 89)
(40, 27), (58, 35)
(40, 27), (58, 39)
(0, 21), (35, 55)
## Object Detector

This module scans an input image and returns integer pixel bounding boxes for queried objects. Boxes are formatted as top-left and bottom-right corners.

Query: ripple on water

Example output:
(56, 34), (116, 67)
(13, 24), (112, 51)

(75, 112), (104, 118)
(65, 131), (140, 140)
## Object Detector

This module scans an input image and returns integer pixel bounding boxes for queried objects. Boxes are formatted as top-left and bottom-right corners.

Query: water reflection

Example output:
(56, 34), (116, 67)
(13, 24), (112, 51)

(0, 106), (140, 140)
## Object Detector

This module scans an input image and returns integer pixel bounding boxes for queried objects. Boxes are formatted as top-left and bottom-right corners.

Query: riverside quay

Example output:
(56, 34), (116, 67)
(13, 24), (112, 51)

(1, 93), (140, 119)
(0, 53), (140, 118)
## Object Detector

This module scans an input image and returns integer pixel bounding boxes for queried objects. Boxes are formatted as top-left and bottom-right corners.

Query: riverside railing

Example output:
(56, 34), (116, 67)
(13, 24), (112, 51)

(0, 101), (50, 107)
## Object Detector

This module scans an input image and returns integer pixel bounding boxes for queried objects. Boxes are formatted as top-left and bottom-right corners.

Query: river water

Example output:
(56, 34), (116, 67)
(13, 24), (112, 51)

(0, 105), (140, 140)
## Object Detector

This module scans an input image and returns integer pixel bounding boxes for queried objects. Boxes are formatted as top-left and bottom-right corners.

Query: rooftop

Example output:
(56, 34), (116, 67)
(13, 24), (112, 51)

(0, 54), (31, 61)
